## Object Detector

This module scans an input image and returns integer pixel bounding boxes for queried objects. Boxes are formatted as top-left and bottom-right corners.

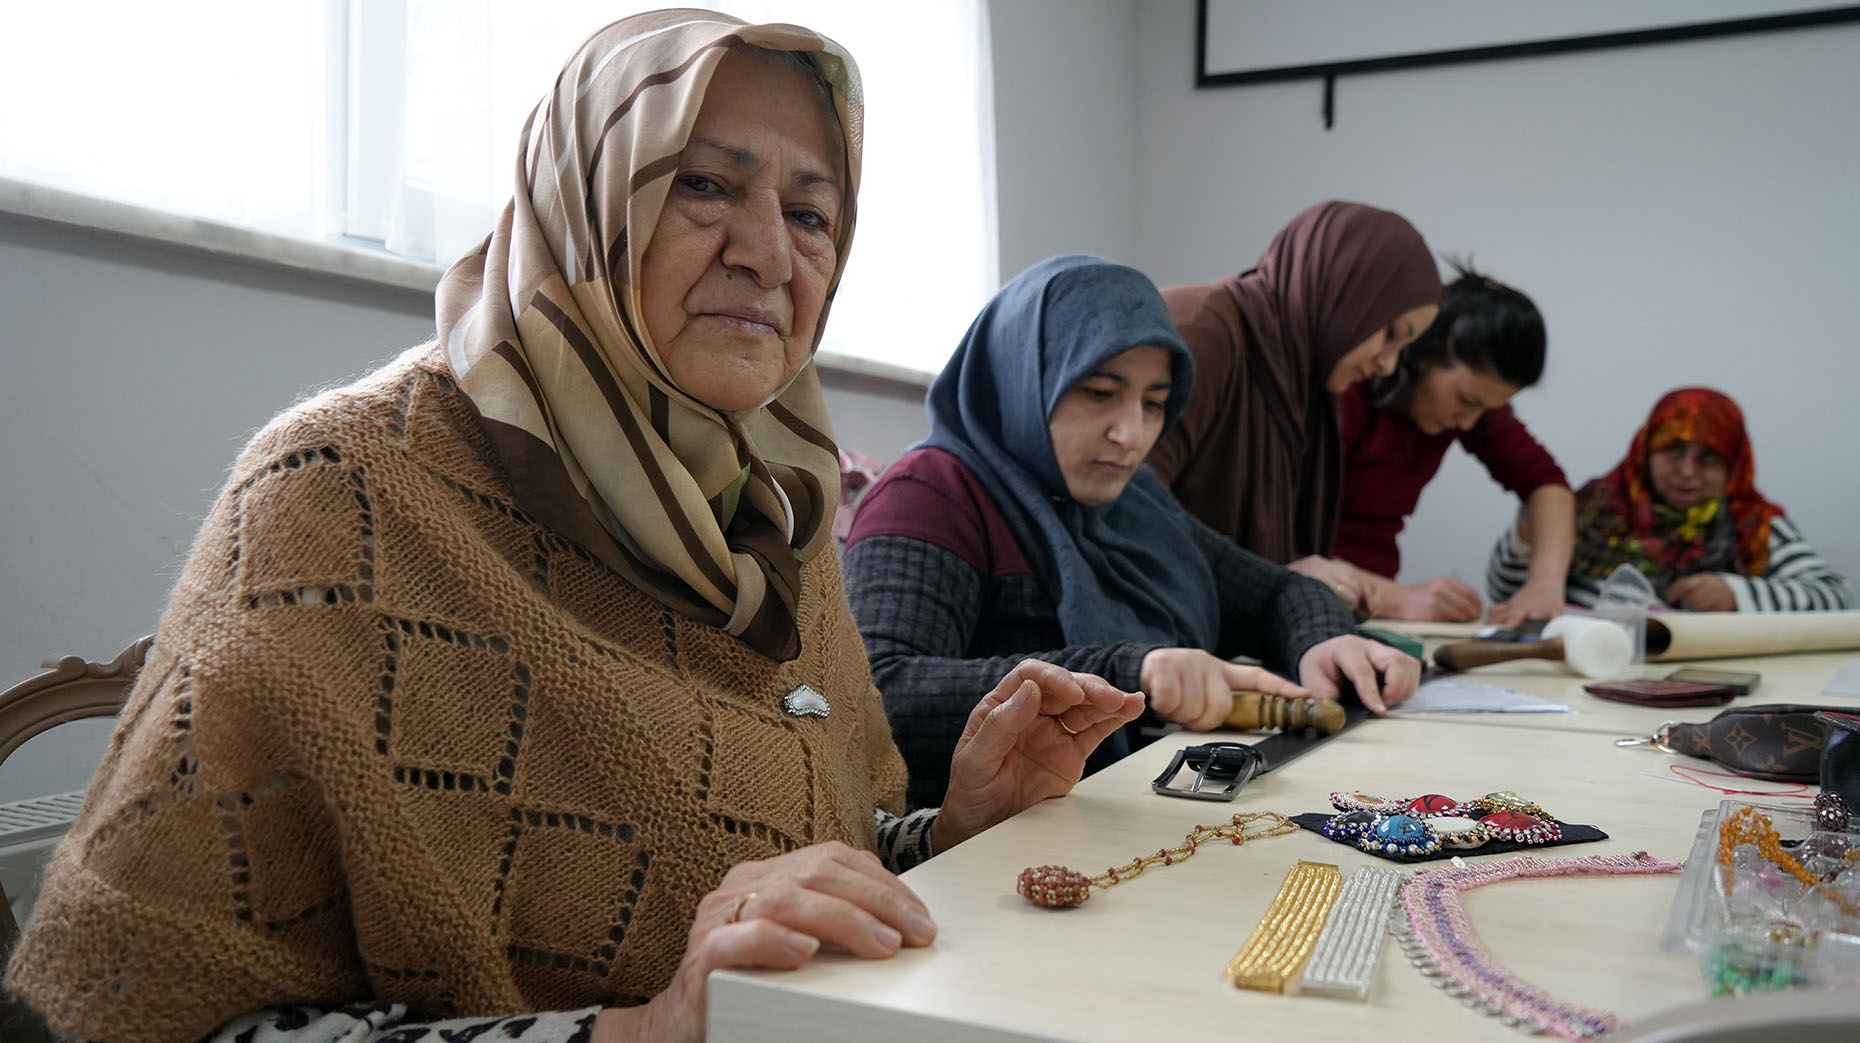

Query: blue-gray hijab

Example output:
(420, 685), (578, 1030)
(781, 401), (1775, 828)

(920, 255), (1221, 649)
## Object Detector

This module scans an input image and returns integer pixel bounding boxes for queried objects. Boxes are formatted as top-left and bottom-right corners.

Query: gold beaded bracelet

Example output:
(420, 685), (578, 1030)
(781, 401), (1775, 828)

(1224, 860), (1344, 992)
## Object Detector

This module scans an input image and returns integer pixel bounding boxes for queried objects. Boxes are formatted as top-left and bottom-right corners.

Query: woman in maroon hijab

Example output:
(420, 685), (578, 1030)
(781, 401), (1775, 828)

(1147, 201), (1442, 614)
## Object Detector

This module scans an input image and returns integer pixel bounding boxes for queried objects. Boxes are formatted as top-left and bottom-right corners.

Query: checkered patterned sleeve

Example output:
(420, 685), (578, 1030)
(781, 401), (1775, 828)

(1188, 516), (1356, 671)
(844, 535), (1158, 809)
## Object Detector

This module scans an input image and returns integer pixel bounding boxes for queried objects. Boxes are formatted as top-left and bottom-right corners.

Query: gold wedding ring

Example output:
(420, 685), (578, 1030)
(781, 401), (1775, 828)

(727, 891), (757, 924)
(1057, 715), (1081, 736)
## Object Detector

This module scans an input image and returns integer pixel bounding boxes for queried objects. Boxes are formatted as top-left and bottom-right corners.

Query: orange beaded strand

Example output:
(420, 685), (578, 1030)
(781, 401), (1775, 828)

(1714, 805), (1858, 917)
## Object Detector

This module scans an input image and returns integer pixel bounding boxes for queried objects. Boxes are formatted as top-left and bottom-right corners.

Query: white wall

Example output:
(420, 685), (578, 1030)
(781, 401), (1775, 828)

(1133, 1), (1860, 590)
(990, 0), (1142, 277)
(0, 216), (440, 802)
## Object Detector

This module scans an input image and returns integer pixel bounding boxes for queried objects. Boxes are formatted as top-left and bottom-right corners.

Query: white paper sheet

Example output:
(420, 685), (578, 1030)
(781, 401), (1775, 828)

(1389, 677), (1571, 715)
(1823, 659), (1860, 699)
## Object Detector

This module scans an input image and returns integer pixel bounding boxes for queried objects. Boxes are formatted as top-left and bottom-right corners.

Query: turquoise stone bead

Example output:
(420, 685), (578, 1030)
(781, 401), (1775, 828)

(1375, 815), (1428, 843)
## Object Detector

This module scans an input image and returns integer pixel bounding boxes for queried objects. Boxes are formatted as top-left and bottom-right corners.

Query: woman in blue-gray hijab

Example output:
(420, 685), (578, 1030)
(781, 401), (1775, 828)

(844, 256), (1419, 809)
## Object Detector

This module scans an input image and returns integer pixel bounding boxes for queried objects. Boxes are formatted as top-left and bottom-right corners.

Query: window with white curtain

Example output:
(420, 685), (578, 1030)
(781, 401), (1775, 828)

(0, 1), (995, 374)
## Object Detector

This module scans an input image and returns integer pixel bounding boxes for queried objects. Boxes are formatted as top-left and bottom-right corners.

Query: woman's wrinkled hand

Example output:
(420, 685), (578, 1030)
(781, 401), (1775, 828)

(1297, 635), (1422, 715)
(1667, 573), (1736, 612)
(1140, 647), (1310, 731)
(612, 842), (938, 1042)
(932, 659), (1144, 853)
(1288, 555), (1363, 612)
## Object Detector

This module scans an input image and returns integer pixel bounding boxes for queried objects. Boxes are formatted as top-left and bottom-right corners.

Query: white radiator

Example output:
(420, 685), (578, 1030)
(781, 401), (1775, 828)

(0, 791), (85, 929)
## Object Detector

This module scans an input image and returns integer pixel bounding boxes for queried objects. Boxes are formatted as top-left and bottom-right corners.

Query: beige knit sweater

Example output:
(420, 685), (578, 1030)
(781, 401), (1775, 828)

(8, 345), (907, 1042)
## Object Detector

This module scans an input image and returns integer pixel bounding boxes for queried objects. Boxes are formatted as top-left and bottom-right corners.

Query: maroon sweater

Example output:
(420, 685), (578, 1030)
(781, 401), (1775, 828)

(1335, 383), (1568, 578)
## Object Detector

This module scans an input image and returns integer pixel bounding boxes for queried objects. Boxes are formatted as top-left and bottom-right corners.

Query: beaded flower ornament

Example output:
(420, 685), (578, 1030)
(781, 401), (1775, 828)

(1016, 811), (1300, 908)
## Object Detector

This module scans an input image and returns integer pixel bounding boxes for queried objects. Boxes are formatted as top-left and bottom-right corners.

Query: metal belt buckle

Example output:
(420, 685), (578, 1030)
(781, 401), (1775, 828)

(1151, 740), (1263, 801)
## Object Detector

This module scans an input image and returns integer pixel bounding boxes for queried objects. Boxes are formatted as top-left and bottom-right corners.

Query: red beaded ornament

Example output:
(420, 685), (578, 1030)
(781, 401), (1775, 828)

(1016, 865), (1093, 908)
(1478, 810), (1563, 845)
(1402, 794), (1463, 818)
(1015, 812), (1299, 908)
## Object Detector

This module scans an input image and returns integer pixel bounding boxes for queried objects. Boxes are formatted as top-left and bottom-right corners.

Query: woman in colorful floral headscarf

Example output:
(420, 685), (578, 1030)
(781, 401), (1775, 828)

(1489, 387), (1852, 612)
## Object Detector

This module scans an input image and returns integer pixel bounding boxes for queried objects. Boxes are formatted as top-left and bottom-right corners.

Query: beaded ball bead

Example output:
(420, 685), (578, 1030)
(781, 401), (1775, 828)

(1017, 864), (1091, 908)
(1815, 791), (1851, 833)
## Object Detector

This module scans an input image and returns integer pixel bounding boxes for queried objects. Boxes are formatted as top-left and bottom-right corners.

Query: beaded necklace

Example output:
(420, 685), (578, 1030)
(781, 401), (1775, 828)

(1016, 811), (1300, 908)
(1393, 852), (1683, 1040)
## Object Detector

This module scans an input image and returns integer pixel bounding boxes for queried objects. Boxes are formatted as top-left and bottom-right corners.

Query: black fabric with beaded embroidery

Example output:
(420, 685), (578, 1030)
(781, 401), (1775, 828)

(1307, 789), (1599, 862)
(1321, 809), (1378, 841)
(1293, 813), (1607, 863)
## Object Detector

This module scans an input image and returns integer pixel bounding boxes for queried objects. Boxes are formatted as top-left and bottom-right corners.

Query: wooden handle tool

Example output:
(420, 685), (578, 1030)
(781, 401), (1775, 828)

(1224, 691), (1346, 734)
(1432, 636), (1566, 673)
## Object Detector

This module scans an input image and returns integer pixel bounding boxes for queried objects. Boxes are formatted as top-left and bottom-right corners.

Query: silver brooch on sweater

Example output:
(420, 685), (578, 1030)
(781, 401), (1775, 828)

(783, 684), (830, 719)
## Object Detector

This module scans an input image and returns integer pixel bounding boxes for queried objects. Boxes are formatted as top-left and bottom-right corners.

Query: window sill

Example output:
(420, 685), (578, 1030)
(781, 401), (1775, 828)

(0, 177), (936, 390)
(0, 177), (443, 293)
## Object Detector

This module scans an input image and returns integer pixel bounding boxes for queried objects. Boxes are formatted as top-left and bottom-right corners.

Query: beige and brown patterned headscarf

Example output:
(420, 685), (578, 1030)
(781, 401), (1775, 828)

(437, 10), (859, 661)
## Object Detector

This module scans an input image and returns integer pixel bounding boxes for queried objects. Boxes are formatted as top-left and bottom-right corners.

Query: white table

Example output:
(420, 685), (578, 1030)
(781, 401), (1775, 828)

(708, 645), (1857, 1041)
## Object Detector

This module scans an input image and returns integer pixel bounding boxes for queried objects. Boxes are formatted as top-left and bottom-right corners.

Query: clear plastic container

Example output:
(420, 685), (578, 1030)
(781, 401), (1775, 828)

(1664, 799), (1860, 995)
(1592, 563), (1656, 665)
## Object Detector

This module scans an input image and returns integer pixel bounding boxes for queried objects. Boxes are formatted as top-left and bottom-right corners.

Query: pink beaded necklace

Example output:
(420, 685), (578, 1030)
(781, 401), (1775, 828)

(1394, 852), (1683, 1040)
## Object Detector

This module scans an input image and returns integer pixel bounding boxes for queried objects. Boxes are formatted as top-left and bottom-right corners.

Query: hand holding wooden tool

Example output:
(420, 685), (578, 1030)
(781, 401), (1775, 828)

(1225, 691), (1347, 734)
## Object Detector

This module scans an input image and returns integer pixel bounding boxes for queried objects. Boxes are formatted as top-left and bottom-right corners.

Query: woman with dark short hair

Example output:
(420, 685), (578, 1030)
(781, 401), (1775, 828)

(1326, 263), (1575, 626)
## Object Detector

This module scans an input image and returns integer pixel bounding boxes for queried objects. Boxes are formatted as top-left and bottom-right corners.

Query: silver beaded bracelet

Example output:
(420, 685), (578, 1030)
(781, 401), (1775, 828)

(1296, 865), (1404, 1000)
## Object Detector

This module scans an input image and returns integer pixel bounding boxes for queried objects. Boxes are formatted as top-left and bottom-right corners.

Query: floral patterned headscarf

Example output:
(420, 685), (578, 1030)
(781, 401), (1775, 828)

(1569, 387), (1783, 591)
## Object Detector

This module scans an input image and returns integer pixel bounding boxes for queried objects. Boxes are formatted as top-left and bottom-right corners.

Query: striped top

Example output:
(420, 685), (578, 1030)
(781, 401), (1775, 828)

(1487, 513), (1854, 612)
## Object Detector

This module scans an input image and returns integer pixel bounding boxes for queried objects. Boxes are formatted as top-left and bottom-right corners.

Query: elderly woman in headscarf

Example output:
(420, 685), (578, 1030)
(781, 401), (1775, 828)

(1146, 201), (1443, 615)
(1489, 387), (1853, 613)
(843, 256), (1421, 810)
(6, 14), (1141, 1043)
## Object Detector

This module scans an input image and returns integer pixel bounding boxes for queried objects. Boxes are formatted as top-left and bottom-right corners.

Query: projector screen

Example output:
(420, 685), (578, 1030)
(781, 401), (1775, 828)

(1197, 0), (1860, 85)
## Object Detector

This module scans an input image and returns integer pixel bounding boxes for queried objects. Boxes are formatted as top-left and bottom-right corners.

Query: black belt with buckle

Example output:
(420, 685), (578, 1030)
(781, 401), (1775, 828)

(1150, 705), (1375, 800)
(1151, 741), (1264, 801)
